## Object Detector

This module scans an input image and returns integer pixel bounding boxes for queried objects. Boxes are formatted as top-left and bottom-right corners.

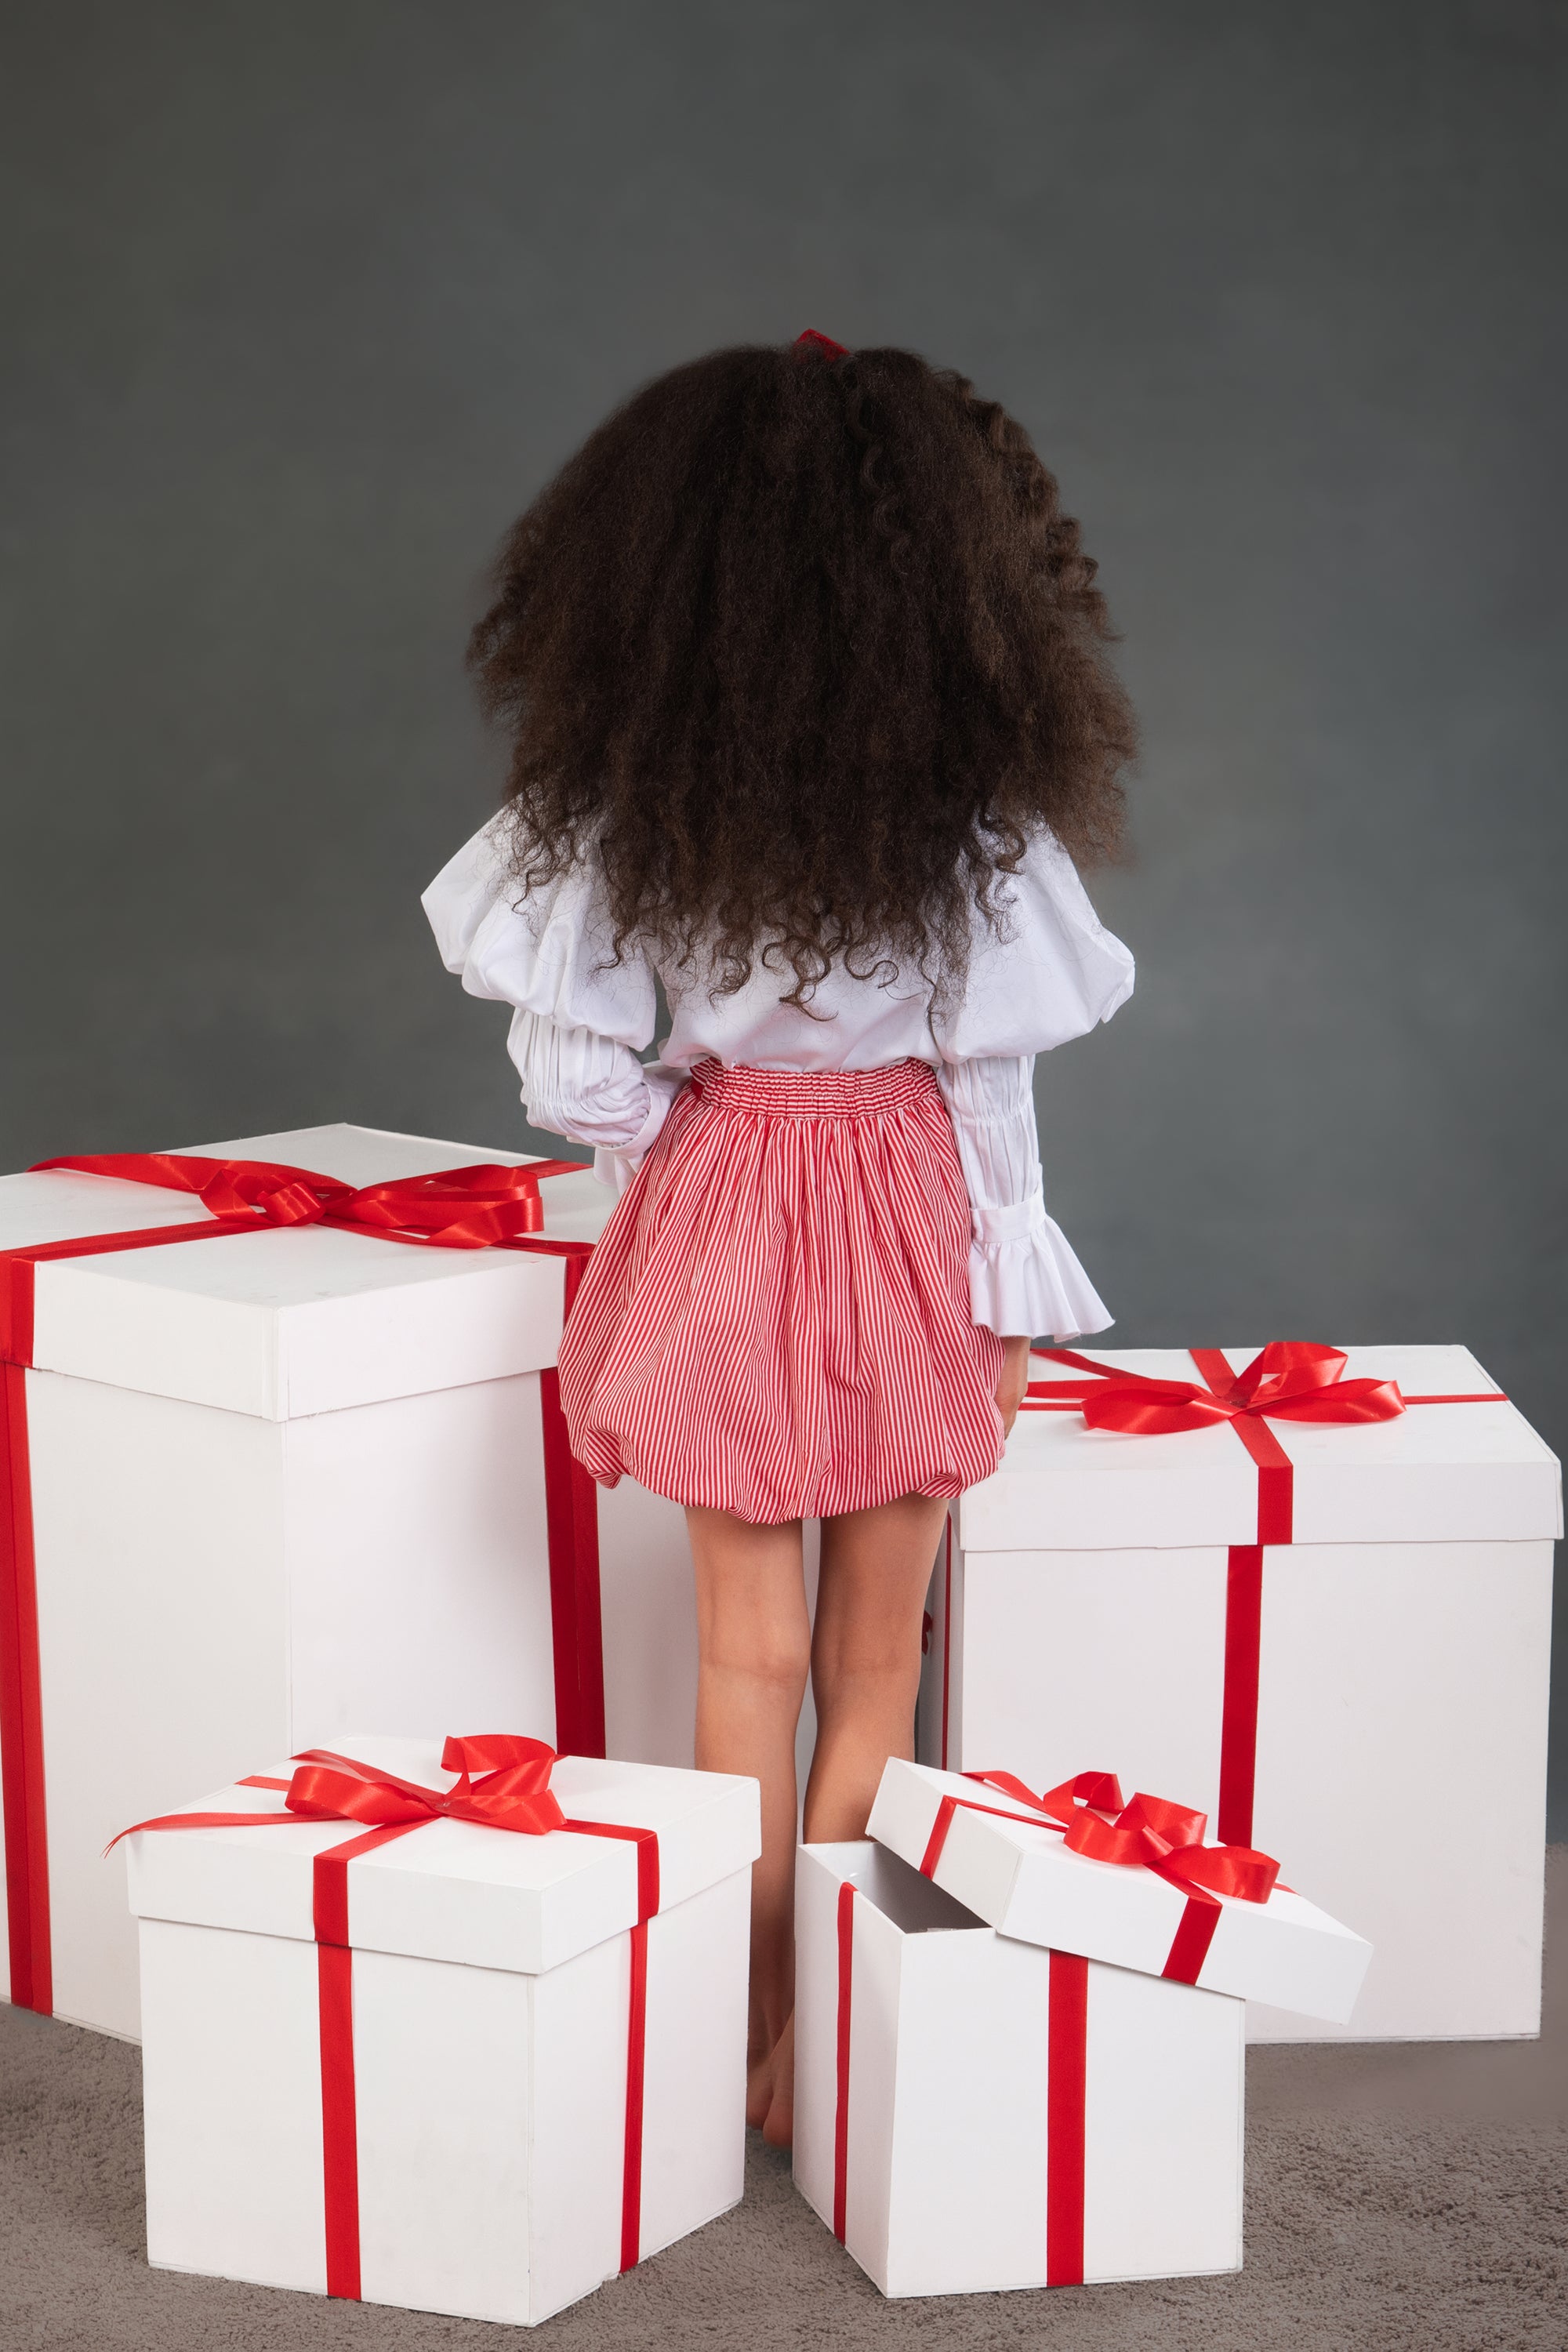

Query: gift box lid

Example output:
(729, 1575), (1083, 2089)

(868, 1758), (1372, 2022)
(2, 1123), (610, 1420)
(123, 1736), (761, 1976)
(960, 1345), (1562, 1552)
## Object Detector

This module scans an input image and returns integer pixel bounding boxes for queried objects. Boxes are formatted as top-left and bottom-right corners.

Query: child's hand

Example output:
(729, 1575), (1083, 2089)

(996, 1335), (1032, 1434)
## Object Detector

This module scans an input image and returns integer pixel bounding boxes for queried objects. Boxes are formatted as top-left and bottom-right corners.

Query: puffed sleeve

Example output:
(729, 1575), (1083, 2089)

(935, 829), (1134, 1059)
(422, 820), (680, 1184)
(931, 833), (1131, 1338)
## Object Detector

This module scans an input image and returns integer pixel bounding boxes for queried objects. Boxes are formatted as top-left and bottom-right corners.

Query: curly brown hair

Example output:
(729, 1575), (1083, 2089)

(468, 340), (1134, 1004)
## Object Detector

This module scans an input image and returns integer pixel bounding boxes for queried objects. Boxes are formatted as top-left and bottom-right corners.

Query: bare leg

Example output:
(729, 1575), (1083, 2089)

(686, 1504), (811, 2133)
(804, 1491), (950, 1839)
(750, 1490), (947, 2148)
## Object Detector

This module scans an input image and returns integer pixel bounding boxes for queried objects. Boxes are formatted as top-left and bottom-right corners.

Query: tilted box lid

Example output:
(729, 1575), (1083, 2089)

(869, 1759), (1371, 2023)
(960, 1345), (1562, 1552)
(2, 1123), (610, 1420)
(124, 1736), (760, 1976)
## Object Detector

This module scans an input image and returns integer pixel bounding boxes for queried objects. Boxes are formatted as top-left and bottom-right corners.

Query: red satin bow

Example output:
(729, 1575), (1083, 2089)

(282, 1735), (566, 1838)
(107, 1733), (567, 1851)
(794, 328), (848, 358)
(1030, 1341), (1405, 1437)
(965, 1769), (1280, 1904)
(32, 1153), (582, 1249)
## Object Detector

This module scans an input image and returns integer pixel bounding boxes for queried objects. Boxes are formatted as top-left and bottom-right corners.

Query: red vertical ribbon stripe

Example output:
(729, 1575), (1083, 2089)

(311, 1820), (419, 2299)
(832, 1880), (855, 2244)
(1188, 1348), (1287, 1853)
(1045, 1950), (1088, 2287)
(1, 1155), (600, 2015)
(540, 1251), (606, 1759)
(1, 1346), (49, 2013)
(558, 1813), (660, 2270)
(621, 1922), (648, 2273)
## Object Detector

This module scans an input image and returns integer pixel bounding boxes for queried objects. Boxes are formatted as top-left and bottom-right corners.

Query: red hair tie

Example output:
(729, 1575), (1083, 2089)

(794, 328), (848, 358)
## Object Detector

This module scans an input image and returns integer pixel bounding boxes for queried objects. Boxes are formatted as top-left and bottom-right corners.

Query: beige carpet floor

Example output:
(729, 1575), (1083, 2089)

(3, 1855), (1564, 2352)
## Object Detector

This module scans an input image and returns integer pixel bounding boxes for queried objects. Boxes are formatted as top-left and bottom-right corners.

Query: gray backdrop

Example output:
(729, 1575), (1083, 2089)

(4, 2), (1564, 1822)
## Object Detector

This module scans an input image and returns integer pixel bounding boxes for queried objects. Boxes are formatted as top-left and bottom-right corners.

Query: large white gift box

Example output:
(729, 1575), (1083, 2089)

(793, 1837), (1246, 2298)
(868, 1759), (1371, 2021)
(0, 1123), (698, 2039)
(916, 1342), (1560, 2042)
(125, 1736), (760, 2328)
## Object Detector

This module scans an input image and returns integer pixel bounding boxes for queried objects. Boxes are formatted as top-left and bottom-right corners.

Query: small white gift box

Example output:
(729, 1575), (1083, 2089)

(869, 1759), (1371, 2021)
(125, 1737), (760, 2328)
(793, 1838), (1245, 2298)
(917, 1343), (1560, 2042)
(0, 1123), (697, 2039)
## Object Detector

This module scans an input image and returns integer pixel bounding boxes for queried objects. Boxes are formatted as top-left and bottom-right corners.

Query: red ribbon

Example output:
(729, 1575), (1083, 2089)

(2, 1151), (598, 2016)
(919, 1767), (1280, 1988)
(30, 1152), (586, 1247)
(114, 1735), (658, 2291)
(832, 1881), (855, 2245)
(1028, 1340), (1406, 1437)
(830, 1872), (1092, 2287)
(1020, 1343), (1507, 1848)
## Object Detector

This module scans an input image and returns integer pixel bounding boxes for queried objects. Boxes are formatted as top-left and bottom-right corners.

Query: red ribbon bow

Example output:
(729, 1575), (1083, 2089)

(33, 1153), (583, 1249)
(269, 1734), (567, 1838)
(794, 328), (848, 358)
(1029, 1341), (1405, 1436)
(108, 1733), (571, 1849)
(963, 1769), (1280, 1904)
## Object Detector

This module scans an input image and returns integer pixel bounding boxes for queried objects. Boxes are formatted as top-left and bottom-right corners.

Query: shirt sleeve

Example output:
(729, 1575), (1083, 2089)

(934, 829), (1135, 1059)
(423, 820), (679, 1184)
(505, 1011), (684, 1187)
(935, 1056), (1114, 1341)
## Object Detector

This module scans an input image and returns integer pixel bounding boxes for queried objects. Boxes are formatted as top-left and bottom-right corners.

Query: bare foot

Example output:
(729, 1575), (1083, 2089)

(761, 2011), (794, 2150)
(746, 2036), (777, 2132)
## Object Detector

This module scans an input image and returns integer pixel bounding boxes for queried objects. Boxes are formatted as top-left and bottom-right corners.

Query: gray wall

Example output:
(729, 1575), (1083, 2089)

(4, 4), (1564, 1820)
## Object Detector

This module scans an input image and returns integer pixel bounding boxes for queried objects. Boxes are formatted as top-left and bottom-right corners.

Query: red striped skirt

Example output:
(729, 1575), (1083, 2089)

(557, 1058), (1007, 1525)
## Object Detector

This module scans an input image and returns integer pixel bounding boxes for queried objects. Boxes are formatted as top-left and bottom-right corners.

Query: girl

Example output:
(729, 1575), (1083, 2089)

(423, 336), (1135, 2149)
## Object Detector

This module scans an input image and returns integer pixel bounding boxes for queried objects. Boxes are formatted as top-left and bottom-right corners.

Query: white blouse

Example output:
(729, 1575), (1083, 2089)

(423, 822), (1134, 1341)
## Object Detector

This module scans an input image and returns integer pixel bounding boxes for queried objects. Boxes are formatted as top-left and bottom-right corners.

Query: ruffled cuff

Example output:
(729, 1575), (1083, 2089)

(967, 1200), (1112, 1342)
(591, 1068), (685, 1192)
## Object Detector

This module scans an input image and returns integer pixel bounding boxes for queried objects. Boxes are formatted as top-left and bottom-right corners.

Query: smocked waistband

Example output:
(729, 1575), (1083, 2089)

(688, 1058), (940, 1118)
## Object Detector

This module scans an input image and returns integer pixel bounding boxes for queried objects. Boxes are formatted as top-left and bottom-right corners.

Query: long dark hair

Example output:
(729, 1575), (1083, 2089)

(469, 339), (1134, 1003)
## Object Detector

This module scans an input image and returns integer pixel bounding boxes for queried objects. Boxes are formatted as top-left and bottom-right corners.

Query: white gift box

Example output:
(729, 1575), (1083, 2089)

(793, 1838), (1244, 2297)
(0, 1123), (699, 2039)
(916, 1343), (1561, 2042)
(869, 1759), (1371, 2021)
(126, 1737), (760, 2328)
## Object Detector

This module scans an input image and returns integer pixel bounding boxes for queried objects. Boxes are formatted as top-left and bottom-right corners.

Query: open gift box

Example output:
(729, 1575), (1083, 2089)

(917, 1342), (1559, 2041)
(793, 1754), (1369, 2299)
